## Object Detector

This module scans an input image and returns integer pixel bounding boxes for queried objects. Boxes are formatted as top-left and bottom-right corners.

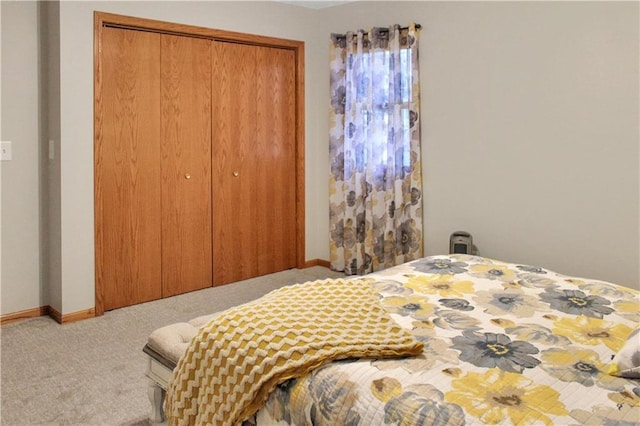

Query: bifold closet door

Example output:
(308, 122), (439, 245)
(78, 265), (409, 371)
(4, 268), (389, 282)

(160, 34), (213, 297)
(97, 28), (212, 311)
(254, 46), (297, 276)
(212, 41), (297, 285)
(97, 27), (162, 311)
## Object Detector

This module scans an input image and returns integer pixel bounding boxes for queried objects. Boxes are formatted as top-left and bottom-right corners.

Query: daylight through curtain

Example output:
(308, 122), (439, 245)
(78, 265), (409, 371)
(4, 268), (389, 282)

(329, 23), (423, 275)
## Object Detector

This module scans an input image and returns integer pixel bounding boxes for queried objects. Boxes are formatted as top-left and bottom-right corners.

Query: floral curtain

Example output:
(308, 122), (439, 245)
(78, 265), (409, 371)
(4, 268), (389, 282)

(329, 24), (423, 275)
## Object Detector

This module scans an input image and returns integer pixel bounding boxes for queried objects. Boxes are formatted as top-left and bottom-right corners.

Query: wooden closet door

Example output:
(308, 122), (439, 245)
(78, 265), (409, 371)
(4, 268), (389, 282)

(97, 27), (162, 311)
(255, 46), (297, 276)
(161, 35), (213, 297)
(212, 42), (258, 284)
(212, 42), (297, 285)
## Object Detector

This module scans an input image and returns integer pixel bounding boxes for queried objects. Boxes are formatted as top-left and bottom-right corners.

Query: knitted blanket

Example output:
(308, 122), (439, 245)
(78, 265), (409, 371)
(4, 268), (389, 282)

(165, 278), (424, 426)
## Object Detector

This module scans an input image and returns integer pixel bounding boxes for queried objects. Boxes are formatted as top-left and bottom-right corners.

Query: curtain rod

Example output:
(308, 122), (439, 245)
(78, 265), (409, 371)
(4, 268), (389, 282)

(334, 24), (421, 40)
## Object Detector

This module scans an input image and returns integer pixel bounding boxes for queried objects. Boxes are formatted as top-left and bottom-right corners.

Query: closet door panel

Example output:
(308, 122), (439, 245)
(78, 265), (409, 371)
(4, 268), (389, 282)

(97, 27), (162, 311)
(255, 47), (297, 275)
(213, 41), (297, 285)
(161, 34), (213, 297)
(212, 42), (259, 285)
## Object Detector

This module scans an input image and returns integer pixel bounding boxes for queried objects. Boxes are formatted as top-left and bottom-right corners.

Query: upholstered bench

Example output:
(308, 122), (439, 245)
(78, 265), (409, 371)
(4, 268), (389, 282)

(142, 313), (217, 423)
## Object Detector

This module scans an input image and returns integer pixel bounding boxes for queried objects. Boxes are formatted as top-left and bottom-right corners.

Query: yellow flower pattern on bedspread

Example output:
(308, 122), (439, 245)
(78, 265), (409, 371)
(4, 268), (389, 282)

(165, 279), (423, 426)
(247, 255), (640, 426)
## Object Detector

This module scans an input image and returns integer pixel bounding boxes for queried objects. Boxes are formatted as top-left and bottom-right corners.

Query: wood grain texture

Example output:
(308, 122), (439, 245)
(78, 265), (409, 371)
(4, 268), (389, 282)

(0, 306), (97, 326)
(303, 259), (331, 269)
(95, 12), (306, 311)
(49, 307), (96, 324)
(94, 11), (105, 315)
(161, 34), (213, 297)
(97, 27), (163, 311)
(212, 42), (259, 285)
(255, 47), (297, 276)
(95, 11), (303, 49)
(213, 42), (297, 285)
(294, 43), (306, 270)
(0, 307), (49, 326)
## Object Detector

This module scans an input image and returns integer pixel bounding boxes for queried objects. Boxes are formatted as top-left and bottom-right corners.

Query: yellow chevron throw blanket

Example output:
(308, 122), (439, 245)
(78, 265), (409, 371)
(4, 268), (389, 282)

(165, 278), (423, 425)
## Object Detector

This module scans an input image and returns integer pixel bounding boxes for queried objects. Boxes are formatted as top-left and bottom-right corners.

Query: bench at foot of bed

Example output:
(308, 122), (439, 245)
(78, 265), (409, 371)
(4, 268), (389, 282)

(143, 314), (217, 423)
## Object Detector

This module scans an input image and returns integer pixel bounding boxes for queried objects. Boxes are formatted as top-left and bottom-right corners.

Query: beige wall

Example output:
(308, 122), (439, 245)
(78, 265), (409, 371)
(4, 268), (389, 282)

(1, 1), (43, 314)
(319, 1), (639, 289)
(1, 1), (638, 316)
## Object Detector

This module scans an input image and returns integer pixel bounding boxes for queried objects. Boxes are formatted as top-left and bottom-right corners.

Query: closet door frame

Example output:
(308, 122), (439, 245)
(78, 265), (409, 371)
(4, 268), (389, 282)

(94, 11), (306, 316)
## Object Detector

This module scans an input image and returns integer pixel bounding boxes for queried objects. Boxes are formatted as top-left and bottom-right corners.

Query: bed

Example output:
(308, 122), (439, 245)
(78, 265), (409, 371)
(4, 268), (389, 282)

(144, 254), (640, 425)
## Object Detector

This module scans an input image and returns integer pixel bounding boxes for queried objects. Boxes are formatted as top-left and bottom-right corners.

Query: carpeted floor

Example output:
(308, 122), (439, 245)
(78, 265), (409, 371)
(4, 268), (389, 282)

(0, 267), (344, 425)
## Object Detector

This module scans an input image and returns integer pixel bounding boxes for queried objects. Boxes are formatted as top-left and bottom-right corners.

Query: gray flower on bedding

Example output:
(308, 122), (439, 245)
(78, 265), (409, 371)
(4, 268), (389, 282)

(540, 347), (629, 391)
(451, 331), (541, 373)
(432, 310), (482, 331)
(578, 281), (637, 299)
(540, 288), (614, 318)
(372, 379), (465, 426)
(516, 265), (547, 274)
(262, 379), (296, 423)
(412, 258), (469, 275)
(474, 289), (542, 318)
(306, 367), (362, 426)
(504, 324), (572, 347)
(516, 275), (557, 289)
(438, 298), (474, 311)
(370, 279), (413, 296)
(570, 403), (640, 425)
(383, 389), (465, 426)
(275, 370), (362, 424)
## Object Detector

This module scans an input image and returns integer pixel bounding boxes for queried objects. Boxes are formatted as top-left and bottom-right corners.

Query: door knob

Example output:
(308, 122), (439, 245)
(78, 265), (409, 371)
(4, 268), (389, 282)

(232, 171), (239, 177)
(185, 173), (191, 180)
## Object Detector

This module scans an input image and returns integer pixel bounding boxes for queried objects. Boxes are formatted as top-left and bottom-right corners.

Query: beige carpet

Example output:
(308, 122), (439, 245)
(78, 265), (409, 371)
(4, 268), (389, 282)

(0, 267), (344, 425)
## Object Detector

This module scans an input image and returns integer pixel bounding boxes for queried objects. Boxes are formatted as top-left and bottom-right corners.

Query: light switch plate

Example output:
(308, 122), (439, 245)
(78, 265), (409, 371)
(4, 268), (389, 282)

(1, 141), (12, 161)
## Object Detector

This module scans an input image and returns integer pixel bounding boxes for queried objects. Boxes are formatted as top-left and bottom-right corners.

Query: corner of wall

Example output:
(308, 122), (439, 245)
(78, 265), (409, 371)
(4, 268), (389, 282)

(40, 0), (62, 314)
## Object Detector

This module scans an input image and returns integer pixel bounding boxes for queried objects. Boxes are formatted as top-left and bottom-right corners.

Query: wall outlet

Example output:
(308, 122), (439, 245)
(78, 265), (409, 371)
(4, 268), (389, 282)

(1, 141), (12, 161)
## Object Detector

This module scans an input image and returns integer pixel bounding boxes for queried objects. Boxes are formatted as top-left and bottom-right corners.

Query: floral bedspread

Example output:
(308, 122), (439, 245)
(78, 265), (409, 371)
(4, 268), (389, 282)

(247, 255), (639, 425)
